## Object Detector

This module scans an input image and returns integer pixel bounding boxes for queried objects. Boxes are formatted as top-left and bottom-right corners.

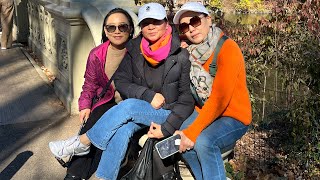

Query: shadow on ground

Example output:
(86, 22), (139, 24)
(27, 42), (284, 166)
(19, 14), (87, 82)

(0, 47), (79, 179)
(0, 151), (33, 179)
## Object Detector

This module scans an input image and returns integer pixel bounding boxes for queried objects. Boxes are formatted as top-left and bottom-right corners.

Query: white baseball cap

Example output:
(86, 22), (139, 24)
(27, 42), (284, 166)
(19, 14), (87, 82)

(138, 3), (167, 24)
(173, 2), (209, 24)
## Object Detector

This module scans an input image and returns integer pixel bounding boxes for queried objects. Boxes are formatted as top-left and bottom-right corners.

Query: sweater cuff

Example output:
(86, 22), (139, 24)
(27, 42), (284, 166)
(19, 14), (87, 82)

(161, 126), (171, 137)
(182, 127), (201, 143)
(161, 113), (182, 137)
(78, 102), (91, 111)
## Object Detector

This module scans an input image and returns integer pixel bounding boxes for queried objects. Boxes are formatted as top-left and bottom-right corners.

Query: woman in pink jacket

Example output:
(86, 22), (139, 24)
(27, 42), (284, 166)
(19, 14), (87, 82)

(64, 8), (134, 180)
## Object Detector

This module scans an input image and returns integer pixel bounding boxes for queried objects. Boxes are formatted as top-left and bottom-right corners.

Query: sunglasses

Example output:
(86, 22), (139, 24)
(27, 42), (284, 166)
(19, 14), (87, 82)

(105, 24), (129, 33)
(140, 19), (165, 27)
(178, 15), (204, 34)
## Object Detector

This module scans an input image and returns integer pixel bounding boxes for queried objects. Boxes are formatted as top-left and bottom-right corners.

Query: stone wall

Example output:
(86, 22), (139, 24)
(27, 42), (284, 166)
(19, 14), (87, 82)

(26, 0), (138, 114)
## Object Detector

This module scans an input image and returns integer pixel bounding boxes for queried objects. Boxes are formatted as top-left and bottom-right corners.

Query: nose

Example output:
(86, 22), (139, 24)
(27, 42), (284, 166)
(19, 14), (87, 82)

(188, 24), (196, 33)
(147, 23), (155, 29)
(114, 27), (121, 33)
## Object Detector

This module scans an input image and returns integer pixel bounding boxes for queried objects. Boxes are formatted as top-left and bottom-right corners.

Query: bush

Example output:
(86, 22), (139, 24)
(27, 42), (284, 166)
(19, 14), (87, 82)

(220, 0), (320, 177)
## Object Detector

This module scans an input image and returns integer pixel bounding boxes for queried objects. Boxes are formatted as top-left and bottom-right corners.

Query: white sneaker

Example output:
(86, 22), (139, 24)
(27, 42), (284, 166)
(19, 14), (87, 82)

(49, 136), (90, 159)
(1, 47), (7, 50)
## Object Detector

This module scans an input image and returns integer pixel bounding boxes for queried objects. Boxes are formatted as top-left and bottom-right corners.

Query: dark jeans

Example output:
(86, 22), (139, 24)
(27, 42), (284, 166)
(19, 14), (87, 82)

(67, 100), (117, 179)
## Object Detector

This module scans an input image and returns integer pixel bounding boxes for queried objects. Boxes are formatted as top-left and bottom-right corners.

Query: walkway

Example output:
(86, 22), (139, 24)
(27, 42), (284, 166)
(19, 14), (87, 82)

(0, 45), (85, 179)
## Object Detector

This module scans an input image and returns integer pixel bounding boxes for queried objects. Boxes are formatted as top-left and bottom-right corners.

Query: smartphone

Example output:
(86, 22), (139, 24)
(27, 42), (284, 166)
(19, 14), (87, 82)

(155, 134), (181, 159)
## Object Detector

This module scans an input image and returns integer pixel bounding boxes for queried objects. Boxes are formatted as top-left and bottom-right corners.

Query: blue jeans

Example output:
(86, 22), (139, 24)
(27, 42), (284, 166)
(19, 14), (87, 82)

(86, 98), (171, 180)
(180, 110), (249, 180)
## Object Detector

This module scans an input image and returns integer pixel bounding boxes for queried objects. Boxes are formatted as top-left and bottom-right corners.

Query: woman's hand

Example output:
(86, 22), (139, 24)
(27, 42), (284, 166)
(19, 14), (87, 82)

(180, 41), (189, 48)
(79, 108), (90, 123)
(151, 93), (165, 109)
(174, 131), (194, 152)
(147, 122), (164, 139)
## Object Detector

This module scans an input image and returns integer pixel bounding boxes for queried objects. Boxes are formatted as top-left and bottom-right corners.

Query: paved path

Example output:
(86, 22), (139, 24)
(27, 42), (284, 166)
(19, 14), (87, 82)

(0, 45), (86, 180)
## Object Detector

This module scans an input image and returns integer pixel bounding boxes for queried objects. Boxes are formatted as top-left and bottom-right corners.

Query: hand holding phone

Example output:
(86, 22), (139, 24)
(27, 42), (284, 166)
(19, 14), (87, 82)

(155, 134), (181, 159)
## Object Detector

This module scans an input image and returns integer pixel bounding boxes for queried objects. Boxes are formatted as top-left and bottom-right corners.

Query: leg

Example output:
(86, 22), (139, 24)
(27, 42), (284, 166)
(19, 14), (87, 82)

(67, 102), (116, 179)
(184, 117), (248, 180)
(87, 98), (171, 150)
(180, 110), (204, 179)
(95, 122), (142, 180)
(1, 0), (14, 48)
(49, 99), (170, 160)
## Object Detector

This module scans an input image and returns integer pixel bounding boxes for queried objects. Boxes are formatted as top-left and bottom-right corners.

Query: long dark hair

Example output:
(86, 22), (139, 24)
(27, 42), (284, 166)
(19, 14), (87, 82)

(101, 8), (134, 43)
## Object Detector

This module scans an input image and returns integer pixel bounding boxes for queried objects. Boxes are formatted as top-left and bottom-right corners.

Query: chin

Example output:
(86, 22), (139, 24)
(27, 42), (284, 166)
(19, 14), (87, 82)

(191, 39), (203, 44)
(188, 34), (203, 44)
(113, 40), (125, 45)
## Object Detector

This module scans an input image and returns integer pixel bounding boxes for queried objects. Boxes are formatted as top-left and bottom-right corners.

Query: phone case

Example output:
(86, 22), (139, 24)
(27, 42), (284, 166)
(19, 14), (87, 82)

(155, 134), (181, 159)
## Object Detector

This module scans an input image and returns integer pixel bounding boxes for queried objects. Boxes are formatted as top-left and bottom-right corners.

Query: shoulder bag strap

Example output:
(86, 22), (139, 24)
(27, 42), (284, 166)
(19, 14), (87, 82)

(209, 35), (229, 77)
(96, 72), (116, 100)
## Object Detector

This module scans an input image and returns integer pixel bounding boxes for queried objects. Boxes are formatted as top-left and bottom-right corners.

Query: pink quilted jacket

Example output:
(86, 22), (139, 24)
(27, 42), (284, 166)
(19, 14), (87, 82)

(78, 41), (115, 111)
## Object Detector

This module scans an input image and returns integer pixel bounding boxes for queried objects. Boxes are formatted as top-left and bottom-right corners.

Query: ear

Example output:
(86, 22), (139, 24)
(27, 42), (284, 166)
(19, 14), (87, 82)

(206, 15), (212, 26)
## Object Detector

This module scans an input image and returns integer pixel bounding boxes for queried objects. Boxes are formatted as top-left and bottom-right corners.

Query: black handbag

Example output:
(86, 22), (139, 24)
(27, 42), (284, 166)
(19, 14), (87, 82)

(120, 138), (182, 180)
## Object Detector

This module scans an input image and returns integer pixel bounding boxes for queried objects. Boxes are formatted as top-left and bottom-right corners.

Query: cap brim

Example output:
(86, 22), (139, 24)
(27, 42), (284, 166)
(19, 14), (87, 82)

(173, 9), (210, 24)
(173, 9), (189, 24)
(138, 15), (167, 24)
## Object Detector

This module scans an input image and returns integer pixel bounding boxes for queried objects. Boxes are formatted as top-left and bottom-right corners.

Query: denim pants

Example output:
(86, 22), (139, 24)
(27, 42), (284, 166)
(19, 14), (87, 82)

(86, 98), (171, 180)
(180, 110), (249, 180)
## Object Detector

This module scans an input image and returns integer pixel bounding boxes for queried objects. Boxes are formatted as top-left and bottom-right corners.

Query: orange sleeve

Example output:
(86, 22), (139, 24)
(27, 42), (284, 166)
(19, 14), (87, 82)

(182, 39), (244, 142)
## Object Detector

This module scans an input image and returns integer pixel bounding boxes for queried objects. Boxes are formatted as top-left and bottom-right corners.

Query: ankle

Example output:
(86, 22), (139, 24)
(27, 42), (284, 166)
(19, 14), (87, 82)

(79, 134), (91, 146)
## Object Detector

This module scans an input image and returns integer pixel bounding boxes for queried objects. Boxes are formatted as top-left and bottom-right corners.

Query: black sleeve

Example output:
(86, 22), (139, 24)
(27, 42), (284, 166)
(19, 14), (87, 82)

(161, 49), (195, 136)
(115, 53), (151, 100)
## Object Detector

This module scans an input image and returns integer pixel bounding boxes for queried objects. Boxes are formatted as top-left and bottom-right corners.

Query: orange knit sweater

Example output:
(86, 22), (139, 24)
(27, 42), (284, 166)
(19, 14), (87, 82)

(183, 37), (252, 143)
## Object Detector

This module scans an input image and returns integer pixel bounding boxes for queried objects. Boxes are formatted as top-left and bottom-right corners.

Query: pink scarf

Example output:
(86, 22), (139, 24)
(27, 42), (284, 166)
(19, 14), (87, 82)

(140, 26), (172, 66)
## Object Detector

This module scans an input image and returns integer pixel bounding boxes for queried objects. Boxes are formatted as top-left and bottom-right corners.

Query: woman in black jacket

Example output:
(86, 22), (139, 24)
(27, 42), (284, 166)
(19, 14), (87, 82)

(49, 3), (194, 180)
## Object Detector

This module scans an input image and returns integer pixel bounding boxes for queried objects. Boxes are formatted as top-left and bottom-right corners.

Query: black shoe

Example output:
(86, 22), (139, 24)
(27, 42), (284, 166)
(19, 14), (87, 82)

(64, 173), (84, 180)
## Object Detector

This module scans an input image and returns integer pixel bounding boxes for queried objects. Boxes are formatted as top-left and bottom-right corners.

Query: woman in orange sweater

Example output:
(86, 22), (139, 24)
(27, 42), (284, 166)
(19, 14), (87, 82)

(171, 2), (252, 179)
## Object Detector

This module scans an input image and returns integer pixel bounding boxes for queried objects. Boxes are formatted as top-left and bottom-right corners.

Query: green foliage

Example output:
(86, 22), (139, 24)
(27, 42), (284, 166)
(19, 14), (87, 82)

(235, 0), (252, 12)
(225, 162), (245, 180)
(219, 0), (320, 177)
(234, 0), (266, 12)
(210, 0), (223, 9)
(252, 0), (265, 11)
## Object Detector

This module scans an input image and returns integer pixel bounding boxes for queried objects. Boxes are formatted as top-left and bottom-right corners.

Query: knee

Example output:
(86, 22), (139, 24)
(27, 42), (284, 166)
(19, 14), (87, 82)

(194, 136), (218, 153)
(118, 98), (139, 111)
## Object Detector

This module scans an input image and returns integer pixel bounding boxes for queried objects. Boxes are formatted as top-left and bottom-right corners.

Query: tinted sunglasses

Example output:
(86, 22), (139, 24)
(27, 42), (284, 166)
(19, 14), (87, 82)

(105, 24), (129, 33)
(140, 19), (166, 27)
(178, 15), (204, 34)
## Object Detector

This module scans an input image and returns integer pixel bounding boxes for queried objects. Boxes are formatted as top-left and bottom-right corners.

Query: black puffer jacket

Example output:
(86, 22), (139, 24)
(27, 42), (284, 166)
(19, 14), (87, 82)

(114, 28), (194, 137)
